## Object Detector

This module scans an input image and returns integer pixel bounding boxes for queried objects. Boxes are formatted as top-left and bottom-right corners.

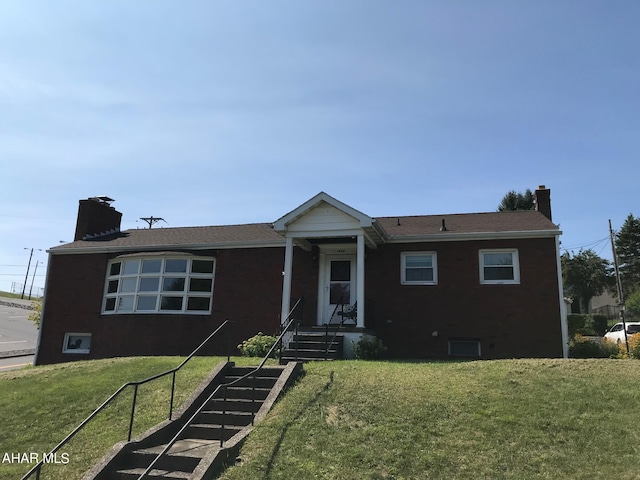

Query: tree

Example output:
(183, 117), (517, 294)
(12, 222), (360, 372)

(626, 289), (640, 318)
(561, 249), (613, 313)
(28, 300), (41, 329)
(497, 189), (534, 212)
(615, 213), (640, 292)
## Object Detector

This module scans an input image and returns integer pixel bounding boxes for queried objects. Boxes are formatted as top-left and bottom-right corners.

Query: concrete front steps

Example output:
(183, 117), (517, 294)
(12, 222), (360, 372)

(85, 362), (302, 480)
(281, 332), (344, 362)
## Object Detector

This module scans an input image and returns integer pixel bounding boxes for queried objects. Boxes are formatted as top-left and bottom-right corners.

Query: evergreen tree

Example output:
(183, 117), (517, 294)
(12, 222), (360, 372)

(615, 214), (640, 292)
(498, 189), (534, 211)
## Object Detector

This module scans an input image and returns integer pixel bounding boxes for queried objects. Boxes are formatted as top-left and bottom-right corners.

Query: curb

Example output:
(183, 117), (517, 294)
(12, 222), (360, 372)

(0, 349), (36, 359)
(0, 299), (36, 310)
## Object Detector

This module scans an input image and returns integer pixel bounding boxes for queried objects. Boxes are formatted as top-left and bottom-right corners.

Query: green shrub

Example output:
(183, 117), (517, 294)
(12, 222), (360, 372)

(569, 314), (608, 337)
(352, 337), (387, 360)
(568, 314), (588, 337)
(569, 334), (619, 358)
(28, 300), (42, 329)
(590, 314), (609, 336)
(238, 332), (278, 358)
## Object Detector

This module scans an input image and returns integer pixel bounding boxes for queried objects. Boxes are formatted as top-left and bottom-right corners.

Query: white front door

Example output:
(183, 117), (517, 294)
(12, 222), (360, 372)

(321, 255), (356, 324)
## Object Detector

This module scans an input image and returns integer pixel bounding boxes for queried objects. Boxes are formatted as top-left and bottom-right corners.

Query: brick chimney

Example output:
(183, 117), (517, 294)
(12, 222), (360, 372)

(534, 185), (552, 221)
(74, 196), (122, 241)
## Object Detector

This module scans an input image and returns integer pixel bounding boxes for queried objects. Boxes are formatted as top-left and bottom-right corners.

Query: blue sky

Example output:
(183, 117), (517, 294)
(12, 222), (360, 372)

(1, 1), (638, 293)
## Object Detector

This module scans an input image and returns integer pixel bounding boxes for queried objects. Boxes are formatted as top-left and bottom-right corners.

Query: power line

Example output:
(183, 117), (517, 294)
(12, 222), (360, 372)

(561, 236), (610, 253)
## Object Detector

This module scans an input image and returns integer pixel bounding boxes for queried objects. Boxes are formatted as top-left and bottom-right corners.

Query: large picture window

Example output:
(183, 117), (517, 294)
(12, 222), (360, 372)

(102, 256), (215, 314)
(479, 249), (520, 284)
(401, 252), (437, 285)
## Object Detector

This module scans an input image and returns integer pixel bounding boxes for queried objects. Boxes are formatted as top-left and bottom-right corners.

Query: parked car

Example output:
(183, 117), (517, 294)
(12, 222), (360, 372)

(604, 322), (640, 344)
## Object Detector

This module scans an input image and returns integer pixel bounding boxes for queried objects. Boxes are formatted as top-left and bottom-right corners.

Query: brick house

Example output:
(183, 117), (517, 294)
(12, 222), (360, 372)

(34, 187), (567, 365)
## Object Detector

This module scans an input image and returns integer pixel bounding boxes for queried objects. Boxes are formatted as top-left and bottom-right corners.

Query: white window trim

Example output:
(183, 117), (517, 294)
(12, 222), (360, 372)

(63, 333), (91, 354)
(102, 256), (216, 315)
(401, 251), (438, 285)
(479, 249), (520, 285)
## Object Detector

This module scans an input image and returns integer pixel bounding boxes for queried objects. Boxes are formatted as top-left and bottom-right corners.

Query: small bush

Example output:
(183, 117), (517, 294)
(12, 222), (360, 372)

(616, 334), (640, 359)
(352, 337), (387, 360)
(590, 314), (609, 336)
(28, 300), (42, 329)
(569, 314), (609, 337)
(570, 334), (619, 358)
(238, 332), (278, 358)
(568, 314), (588, 338)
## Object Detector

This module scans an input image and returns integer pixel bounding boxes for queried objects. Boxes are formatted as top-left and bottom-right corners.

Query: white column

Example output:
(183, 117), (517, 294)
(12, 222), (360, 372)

(280, 236), (294, 326)
(357, 234), (365, 328)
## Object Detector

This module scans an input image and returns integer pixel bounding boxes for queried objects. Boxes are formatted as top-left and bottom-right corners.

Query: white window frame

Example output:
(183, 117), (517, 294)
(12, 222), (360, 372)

(401, 252), (438, 285)
(102, 256), (216, 315)
(479, 249), (520, 285)
(63, 333), (91, 354)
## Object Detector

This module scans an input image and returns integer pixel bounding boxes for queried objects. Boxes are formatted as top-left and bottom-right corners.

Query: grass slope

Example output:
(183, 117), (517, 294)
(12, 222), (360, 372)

(0, 356), (259, 480)
(3, 358), (640, 480)
(220, 359), (640, 480)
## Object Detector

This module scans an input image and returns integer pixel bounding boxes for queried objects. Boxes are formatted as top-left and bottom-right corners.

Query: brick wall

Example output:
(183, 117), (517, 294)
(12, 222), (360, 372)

(36, 248), (287, 365)
(36, 236), (563, 364)
(365, 238), (563, 359)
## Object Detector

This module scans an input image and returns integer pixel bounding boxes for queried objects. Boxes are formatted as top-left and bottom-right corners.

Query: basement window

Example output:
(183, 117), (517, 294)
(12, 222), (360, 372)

(63, 333), (91, 354)
(102, 256), (215, 315)
(448, 339), (481, 357)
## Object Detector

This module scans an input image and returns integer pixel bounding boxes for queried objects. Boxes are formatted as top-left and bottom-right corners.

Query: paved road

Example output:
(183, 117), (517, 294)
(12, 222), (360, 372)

(0, 354), (34, 371)
(0, 300), (38, 356)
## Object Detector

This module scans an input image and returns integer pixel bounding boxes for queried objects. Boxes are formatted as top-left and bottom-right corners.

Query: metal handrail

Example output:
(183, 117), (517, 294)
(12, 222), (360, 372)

(324, 298), (356, 360)
(136, 297), (304, 479)
(20, 320), (230, 480)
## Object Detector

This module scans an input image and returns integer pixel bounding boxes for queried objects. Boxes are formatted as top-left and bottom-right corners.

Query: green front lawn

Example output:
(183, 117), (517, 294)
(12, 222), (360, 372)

(2, 358), (640, 479)
(221, 359), (640, 480)
(0, 356), (257, 479)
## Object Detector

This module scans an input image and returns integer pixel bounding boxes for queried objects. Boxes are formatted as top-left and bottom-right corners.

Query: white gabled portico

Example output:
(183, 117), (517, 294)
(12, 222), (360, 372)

(273, 192), (384, 329)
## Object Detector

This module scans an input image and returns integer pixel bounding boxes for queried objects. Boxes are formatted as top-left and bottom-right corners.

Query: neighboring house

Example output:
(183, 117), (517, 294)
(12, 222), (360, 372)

(590, 290), (622, 319)
(35, 186), (568, 365)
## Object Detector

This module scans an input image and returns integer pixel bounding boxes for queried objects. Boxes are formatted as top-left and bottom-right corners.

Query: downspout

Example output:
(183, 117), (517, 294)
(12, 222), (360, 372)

(555, 235), (569, 358)
(33, 251), (52, 366)
(280, 236), (294, 326)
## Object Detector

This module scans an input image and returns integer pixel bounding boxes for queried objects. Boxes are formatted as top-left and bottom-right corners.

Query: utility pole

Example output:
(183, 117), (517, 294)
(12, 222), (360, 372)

(28, 261), (40, 300)
(21, 248), (34, 299)
(609, 219), (628, 354)
(140, 216), (166, 229)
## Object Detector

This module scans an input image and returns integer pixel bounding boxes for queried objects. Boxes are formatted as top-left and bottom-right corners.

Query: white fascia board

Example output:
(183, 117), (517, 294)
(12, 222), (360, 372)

(284, 228), (365, 239)
(385, 229), (561, 244)
(47, 240), (286, 255)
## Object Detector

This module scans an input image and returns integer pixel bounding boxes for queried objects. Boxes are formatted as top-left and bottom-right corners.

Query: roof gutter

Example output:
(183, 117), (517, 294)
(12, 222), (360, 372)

(385, 229), (561, 244)
(47, 239), (287, 255)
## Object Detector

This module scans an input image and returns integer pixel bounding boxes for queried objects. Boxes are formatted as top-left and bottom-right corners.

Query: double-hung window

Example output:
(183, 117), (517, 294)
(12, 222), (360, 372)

(479, 249), (520, 284)
(401, 252), (437, 285)
(103, 255), (215, 314)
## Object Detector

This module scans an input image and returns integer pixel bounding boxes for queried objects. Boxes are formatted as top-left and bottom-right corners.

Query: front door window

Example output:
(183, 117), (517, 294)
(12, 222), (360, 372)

(330, 260), (351, 305)
(323, 257), (355, 324)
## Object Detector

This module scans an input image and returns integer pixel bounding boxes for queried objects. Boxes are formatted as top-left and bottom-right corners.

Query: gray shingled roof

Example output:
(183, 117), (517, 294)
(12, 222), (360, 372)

(51, 210), (558, 253)
(376, 210), (558, 238)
